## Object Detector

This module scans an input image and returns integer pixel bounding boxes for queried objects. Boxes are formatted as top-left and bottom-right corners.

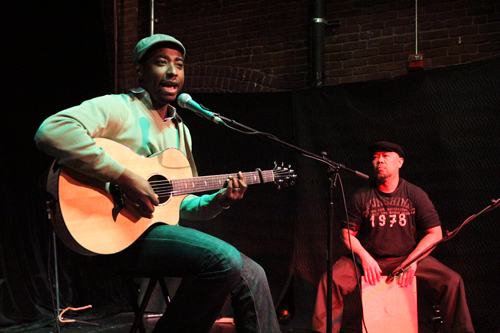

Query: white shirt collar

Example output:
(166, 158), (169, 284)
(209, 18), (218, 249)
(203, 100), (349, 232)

(130, 87), (178, 121)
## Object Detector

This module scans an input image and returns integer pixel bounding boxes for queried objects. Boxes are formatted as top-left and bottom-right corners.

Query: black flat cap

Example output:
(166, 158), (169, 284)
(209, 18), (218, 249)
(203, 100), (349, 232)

(368, 141), (405, 158)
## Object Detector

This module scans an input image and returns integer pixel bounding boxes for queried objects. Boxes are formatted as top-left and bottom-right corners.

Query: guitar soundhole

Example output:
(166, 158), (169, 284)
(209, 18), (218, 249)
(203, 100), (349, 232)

(148, 174), (171, 205)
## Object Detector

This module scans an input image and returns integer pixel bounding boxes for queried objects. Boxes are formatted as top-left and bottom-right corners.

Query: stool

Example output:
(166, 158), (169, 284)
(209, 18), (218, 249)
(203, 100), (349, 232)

(361, 276), (418, 333)
(126, 277), (171, 333)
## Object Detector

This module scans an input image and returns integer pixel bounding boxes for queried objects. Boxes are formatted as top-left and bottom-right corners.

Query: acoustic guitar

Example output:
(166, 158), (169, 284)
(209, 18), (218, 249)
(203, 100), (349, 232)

(46, 138), (296, 255)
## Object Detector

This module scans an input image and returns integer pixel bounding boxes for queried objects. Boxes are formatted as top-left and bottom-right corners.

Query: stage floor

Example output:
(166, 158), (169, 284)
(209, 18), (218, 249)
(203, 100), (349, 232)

(35, 313), (243, 332)
(36, 312), (158, 332)
(33, 313), (310, 332)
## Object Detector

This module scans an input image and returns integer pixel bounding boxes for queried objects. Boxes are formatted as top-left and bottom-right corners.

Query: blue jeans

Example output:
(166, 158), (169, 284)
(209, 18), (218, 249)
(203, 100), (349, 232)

(95, 224), (280, 333)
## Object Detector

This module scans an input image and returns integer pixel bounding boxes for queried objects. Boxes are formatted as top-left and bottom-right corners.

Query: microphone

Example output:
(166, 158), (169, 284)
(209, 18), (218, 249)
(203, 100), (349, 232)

(385, 275), (395, 284)
(386, 266), (403, 284)
(177, 93), (223, 124)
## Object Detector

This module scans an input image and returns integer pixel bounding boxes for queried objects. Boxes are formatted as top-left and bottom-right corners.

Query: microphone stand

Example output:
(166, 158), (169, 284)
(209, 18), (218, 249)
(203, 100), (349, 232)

(386, 197), (500, 284)
(208, 112), (369, 333)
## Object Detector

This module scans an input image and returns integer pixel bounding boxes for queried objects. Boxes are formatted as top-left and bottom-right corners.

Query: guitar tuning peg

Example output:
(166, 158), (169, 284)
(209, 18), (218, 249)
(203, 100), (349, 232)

(273, 162), (297, 189)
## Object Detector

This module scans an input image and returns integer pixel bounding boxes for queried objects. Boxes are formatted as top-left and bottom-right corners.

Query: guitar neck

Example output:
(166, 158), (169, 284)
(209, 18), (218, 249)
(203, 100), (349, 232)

(171, 170), (275, 195)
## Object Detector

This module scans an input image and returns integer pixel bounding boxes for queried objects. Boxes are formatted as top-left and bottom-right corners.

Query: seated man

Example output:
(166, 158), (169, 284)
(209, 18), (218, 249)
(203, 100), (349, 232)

(312, 141), (474, 333)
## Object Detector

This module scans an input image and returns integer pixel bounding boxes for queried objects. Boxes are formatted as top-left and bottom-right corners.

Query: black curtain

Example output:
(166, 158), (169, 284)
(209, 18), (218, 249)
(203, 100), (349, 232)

(1, 1), (129, 331)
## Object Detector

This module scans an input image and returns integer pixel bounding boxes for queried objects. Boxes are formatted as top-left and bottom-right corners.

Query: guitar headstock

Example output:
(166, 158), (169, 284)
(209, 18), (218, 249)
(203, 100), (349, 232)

(273, 163), (297, 190)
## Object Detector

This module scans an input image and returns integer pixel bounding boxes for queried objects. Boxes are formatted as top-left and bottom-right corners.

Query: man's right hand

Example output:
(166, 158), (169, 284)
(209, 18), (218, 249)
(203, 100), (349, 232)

(361, 254), (382, 285)
(115, 168), (160, 218)
(342, 228), (382, 285)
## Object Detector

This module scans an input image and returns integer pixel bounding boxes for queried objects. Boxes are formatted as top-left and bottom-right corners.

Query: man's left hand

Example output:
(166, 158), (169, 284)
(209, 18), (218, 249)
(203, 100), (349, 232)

(398, 262), (417, 288)
(216, 172), (247, 208)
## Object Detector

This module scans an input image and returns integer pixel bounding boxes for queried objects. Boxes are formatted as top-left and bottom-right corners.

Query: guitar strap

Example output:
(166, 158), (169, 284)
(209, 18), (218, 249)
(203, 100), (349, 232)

(176, 115), (198, 178)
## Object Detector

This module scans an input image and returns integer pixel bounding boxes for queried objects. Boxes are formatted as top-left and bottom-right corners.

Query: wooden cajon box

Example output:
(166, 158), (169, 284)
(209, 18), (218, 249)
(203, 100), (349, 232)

(361, 276), (418, 333)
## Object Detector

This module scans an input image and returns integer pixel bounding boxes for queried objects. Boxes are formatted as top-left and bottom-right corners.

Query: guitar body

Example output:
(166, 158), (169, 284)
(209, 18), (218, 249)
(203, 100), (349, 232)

(47, 138), (193, 255)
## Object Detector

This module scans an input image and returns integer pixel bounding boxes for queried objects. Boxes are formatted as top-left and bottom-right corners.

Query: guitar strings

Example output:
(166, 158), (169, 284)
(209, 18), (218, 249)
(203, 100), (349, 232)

(148, 169), (294, 196)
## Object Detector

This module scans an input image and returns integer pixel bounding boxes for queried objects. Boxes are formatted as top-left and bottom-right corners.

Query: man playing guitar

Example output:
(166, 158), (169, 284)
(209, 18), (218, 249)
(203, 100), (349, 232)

(35, 34), (281, 333)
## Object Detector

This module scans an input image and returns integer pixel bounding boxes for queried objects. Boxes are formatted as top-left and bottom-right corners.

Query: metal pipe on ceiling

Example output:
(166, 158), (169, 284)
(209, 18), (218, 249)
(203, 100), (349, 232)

(311, 0), (326, 87)
(150, 0), (155, 35)
(113, 0), (118, 93)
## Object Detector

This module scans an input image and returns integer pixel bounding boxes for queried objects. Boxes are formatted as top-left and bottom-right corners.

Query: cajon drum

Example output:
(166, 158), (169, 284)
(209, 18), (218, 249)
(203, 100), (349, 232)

(361, 276), (418, 333)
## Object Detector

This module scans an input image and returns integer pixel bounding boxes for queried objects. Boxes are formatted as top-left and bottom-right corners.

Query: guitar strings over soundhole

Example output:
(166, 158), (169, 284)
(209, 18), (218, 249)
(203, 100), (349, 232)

(148, 174), (172, 205)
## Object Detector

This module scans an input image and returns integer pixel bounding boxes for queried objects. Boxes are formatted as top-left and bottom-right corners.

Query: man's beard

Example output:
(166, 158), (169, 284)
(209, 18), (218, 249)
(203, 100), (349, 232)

(375, 170), (389, 181)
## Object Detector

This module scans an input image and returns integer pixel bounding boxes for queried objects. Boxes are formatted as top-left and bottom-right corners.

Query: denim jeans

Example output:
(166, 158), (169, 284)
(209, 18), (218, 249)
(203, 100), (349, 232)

(95, 224), (280, 333)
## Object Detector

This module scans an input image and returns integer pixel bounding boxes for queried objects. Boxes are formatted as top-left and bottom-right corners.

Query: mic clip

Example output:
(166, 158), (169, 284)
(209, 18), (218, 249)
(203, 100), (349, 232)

(198, 104), (223, 124)
(386, 266), (403, 284)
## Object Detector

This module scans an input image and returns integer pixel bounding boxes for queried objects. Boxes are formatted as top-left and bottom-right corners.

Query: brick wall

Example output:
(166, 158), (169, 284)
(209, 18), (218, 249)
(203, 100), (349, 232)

(101, 0), (500, 93)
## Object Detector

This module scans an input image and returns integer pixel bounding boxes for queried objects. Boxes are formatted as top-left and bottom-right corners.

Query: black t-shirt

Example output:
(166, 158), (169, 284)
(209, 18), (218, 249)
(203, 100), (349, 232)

(342, 179), (441, 259)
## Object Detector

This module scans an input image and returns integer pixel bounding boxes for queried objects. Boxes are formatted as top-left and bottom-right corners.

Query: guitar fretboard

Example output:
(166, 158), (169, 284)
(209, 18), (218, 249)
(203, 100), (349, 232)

(171, 170), (275, 195)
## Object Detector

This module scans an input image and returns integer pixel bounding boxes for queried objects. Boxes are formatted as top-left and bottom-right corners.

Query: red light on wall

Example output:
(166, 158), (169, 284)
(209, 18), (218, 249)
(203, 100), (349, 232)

(408, 54), (424, 71)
